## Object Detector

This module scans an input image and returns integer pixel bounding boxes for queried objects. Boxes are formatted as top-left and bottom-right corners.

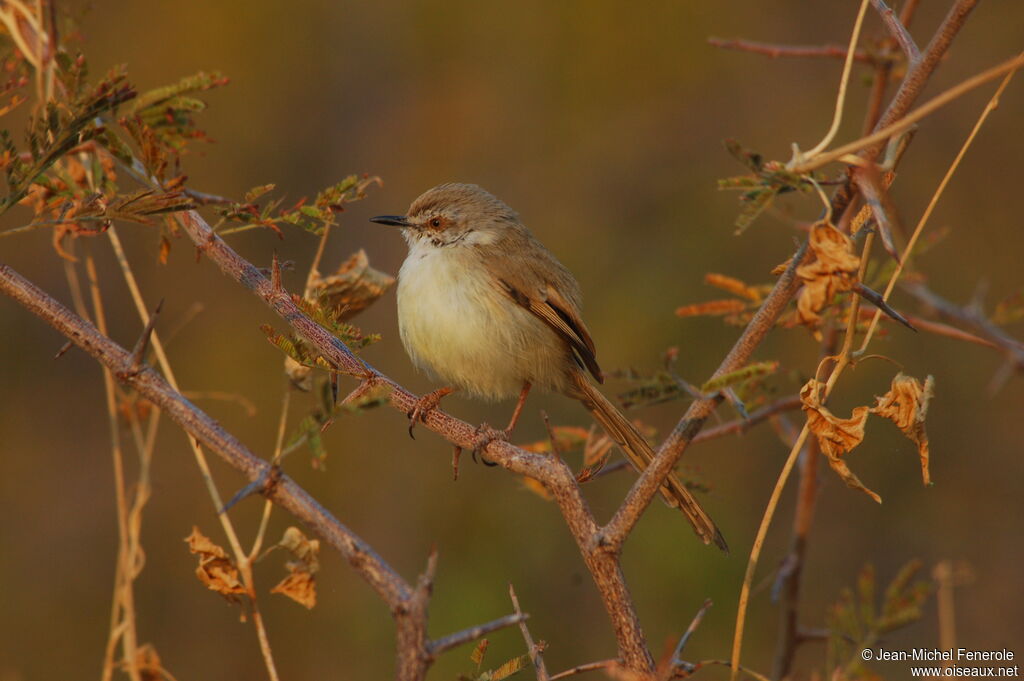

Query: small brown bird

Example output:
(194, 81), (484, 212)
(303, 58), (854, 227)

(372, 183), (726, 551)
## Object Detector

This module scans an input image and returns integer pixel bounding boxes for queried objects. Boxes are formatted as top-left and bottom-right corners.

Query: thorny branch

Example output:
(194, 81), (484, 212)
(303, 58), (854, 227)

(0, 264), (522, 681)
(510, 584), (549, 681)
(869, 0), (921, 65)
(706, 38), (874, 65)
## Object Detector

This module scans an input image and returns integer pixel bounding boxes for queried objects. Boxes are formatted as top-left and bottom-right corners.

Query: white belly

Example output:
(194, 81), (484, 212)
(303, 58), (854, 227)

(396, 244), (569, 400)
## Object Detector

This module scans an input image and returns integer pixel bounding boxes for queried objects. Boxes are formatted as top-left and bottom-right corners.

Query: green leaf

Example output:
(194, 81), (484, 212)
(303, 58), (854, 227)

(300, 205), (326, 219)
(724, 138), (764, 171)
(699, 361), (779, 394)
(733, 187), (778, 234)
(130, 70), (228, 114)
(617, 371), (688, 409)
(244, 183), (276, 203)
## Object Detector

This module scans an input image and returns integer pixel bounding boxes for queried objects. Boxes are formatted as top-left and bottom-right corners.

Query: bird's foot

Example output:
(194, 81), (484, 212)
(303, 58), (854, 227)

(470, 423), (509, 466)
(406, 386), (456, 439)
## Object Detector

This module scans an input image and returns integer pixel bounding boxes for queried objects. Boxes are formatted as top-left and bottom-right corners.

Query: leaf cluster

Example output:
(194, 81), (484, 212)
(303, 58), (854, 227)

(2, 63), (135, 212)
(718, 138), (829, 233)
(214, 174), (381, 238)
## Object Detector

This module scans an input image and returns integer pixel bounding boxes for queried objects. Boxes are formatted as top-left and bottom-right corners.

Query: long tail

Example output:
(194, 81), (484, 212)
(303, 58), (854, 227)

(569, 370), (728, 552)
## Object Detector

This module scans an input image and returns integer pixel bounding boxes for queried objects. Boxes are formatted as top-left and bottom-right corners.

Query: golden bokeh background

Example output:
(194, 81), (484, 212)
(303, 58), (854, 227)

(1, 2), (1022, 679)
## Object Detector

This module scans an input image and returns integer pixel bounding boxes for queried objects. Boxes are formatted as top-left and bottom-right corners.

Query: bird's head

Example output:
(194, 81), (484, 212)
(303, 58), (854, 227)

(370, 183), (519, 248)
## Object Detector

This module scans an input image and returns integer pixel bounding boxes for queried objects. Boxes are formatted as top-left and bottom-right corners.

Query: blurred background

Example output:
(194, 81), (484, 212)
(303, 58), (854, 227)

(1, 1), (1022, 679)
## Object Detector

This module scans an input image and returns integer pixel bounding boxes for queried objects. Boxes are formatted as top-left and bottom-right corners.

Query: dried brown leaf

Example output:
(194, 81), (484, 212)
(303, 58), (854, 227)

(800, 379), (879, 503)
(270, 527), (319, 609)
(271, 569), (317, 609)
(870, 373), (935, 485)
(185, 526), (246, 601)
(796, 222), (860, 326)
(308, 249), (395, 321)
(675, 298), (748, 318)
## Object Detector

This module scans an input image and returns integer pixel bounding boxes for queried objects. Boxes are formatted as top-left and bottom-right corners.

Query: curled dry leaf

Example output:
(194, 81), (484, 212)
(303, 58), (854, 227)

(796, 222), (860, 326)
(185, 526), (246, 601)
(870, 373), (935, 486)
(271, 570), (317, 610)
(800, 379), (879, 503)
(271, 527), (319, 609)
(308, 249), (396, 322)
(278, 526), (320, 571)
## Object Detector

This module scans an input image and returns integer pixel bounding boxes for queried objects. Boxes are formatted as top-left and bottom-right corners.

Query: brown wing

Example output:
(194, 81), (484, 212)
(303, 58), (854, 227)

(498, 277), (603, 383)
(491, 252), (603, 388)
(478, 223), (603, 383)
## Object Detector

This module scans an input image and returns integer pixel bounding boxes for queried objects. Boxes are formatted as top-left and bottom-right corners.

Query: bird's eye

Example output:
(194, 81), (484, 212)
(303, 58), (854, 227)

(429, 217), (442, 228)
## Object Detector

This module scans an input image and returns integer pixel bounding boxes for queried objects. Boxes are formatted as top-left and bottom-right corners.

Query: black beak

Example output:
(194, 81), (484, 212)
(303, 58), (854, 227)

(369, 215), (412, 227)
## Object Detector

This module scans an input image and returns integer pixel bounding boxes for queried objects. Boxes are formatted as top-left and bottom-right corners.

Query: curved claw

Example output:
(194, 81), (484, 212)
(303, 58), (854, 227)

(406, 386), (456, 439)
(470, 423), (509, 465)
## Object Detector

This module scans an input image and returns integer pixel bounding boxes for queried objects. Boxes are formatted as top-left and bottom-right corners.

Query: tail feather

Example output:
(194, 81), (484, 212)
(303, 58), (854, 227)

(569, 371), (728, 552)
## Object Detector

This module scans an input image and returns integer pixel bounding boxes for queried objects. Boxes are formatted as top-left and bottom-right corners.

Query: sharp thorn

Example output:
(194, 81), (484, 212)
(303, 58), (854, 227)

(127, 299), (163, 374)
(220, 478), (261, 515)
(220, 465), (281, 514)
(54, 340), (73, 359)
(452, 446), (462, 481)
(854, 282), (916, 331)
(271, 251), (283, 292)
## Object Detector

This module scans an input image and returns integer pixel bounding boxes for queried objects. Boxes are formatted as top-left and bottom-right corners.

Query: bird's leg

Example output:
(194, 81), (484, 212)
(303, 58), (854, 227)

(471, 381), (532, 464)
(407, 386), (456, 439)
(504, 381), (532, 435)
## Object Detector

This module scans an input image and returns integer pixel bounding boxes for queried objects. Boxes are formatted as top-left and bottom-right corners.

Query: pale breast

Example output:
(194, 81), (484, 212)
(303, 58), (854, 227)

(396, 243), (571, 400)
